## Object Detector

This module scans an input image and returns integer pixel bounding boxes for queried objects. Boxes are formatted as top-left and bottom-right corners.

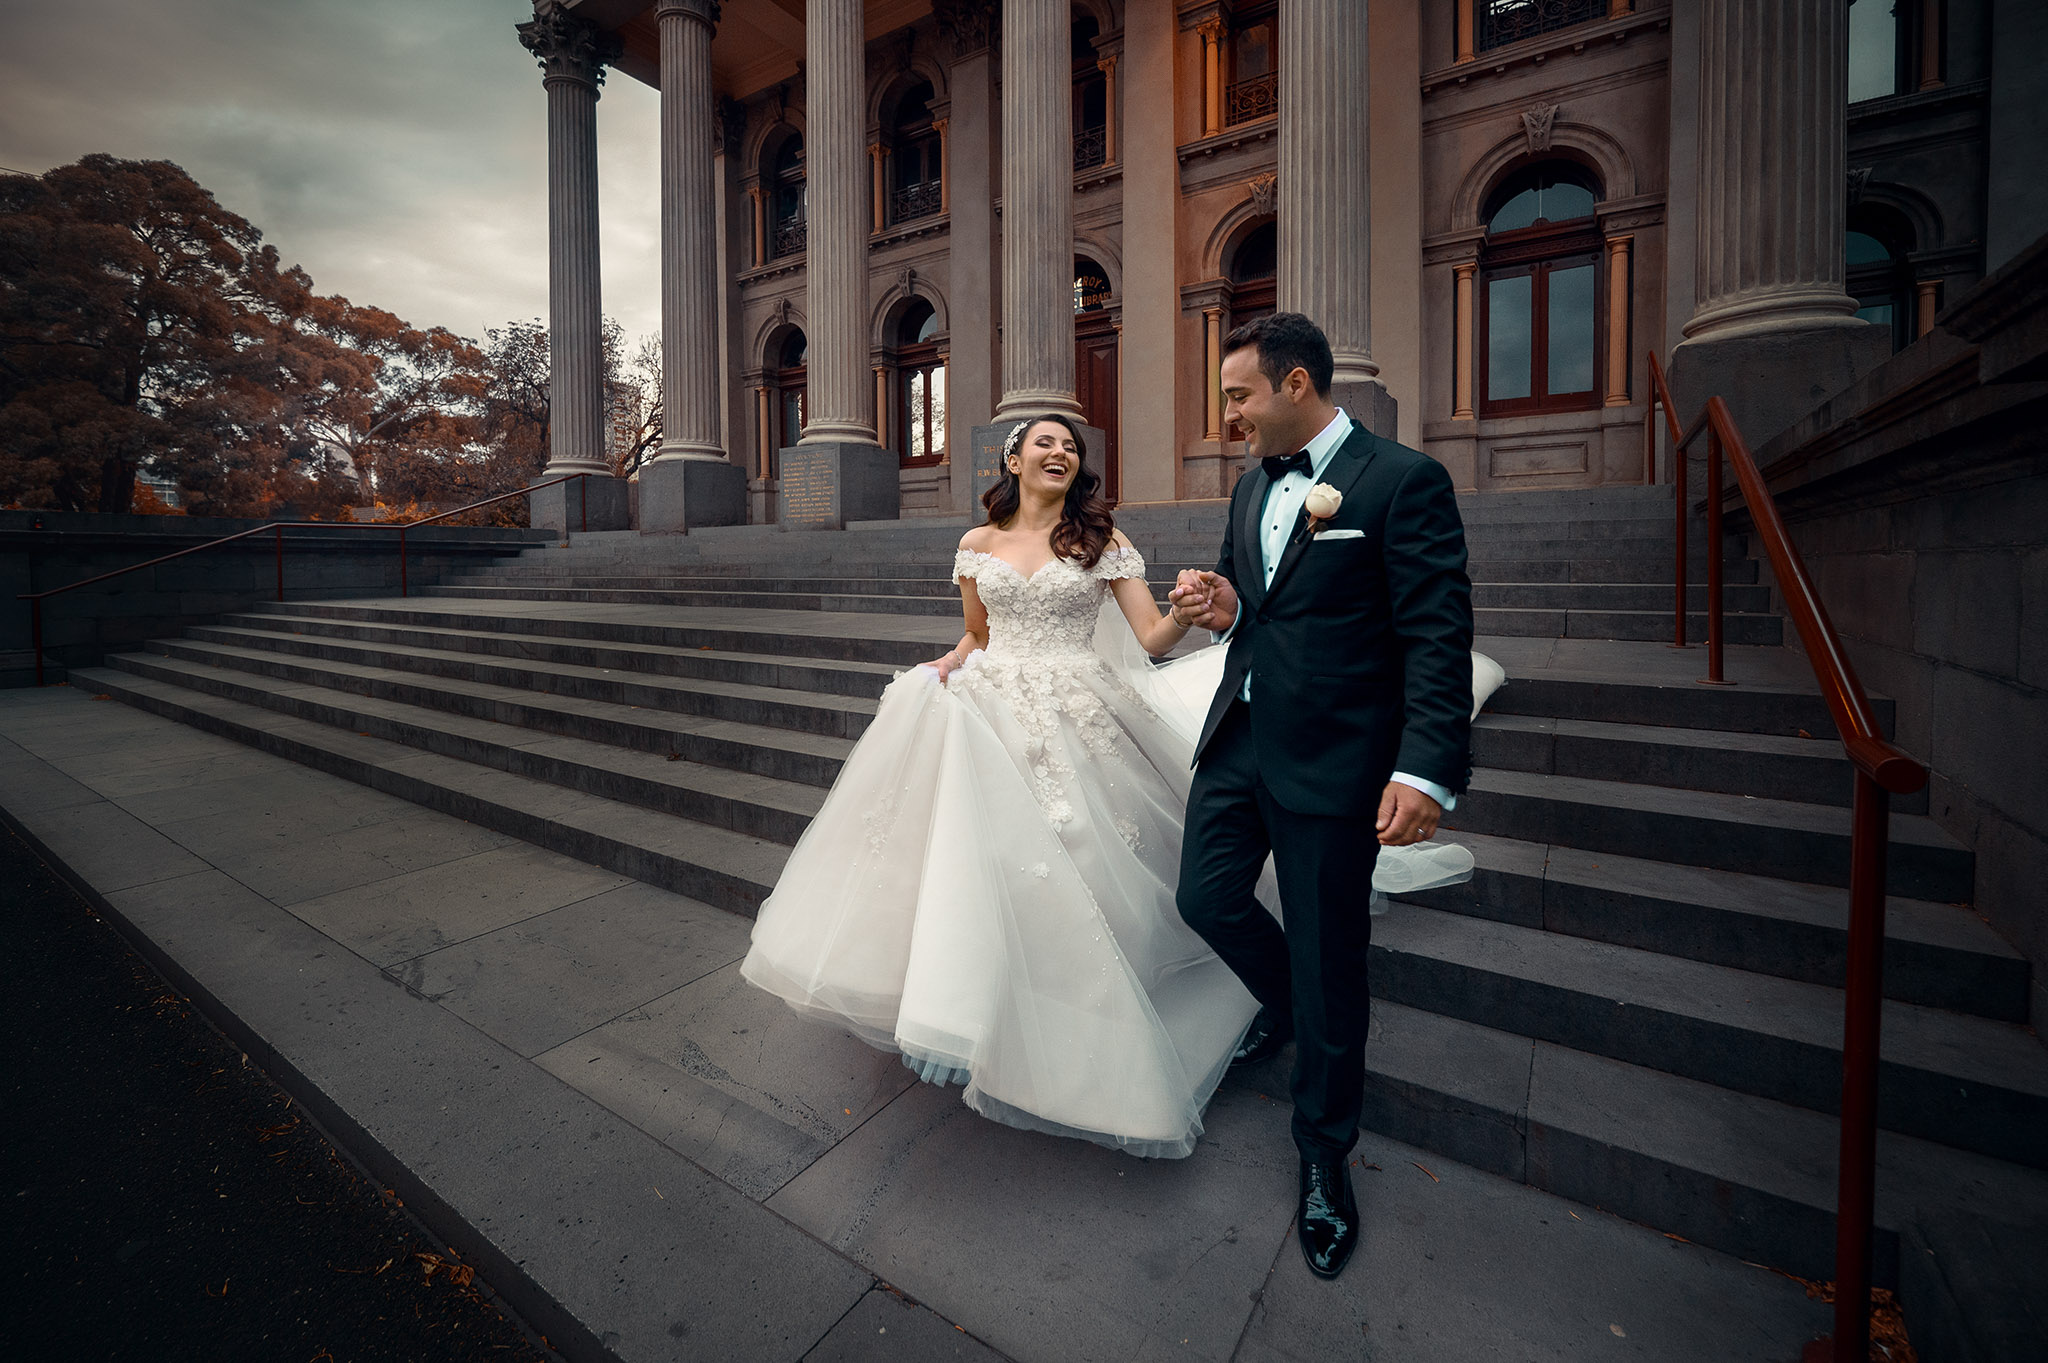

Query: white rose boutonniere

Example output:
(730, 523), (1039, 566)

(1304, 482), (1343, 534)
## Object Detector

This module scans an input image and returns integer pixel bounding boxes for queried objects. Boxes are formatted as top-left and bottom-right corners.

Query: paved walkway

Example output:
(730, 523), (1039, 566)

(1, 682), (1834, 1362)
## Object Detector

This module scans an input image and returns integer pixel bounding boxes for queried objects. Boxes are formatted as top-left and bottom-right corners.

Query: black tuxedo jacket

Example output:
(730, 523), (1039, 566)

(1194, 422), (1474, 818)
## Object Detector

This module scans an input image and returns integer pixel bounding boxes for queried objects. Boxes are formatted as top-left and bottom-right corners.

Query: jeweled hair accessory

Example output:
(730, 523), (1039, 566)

(1000, 419), (1033, 466)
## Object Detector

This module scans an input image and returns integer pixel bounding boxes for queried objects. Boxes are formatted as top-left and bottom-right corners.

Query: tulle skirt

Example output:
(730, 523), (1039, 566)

(739, 642), (1482, 1158)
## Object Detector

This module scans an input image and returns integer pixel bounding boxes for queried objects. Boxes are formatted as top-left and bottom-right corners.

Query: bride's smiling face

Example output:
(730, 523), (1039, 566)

(1010, 421), (1081, 500)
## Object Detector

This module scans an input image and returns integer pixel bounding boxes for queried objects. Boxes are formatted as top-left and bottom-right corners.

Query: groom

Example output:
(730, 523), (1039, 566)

(1169, 312), (1473, 1280)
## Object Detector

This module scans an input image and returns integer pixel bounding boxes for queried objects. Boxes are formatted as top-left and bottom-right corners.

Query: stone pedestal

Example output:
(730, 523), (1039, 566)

(777, 442), (899, 530)
(1330, 380), (1399, 442)
(1666, 325), (1889, 456)
(967, 421), (1109, 514)
(530, 473), (630, 532)
(637, 457), (747, 532)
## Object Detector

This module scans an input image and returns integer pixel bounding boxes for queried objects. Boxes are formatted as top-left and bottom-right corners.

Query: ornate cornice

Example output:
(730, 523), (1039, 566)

(517, 3), (623, 87)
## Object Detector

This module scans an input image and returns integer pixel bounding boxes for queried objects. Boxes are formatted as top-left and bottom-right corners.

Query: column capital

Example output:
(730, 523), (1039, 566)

(931, 116), (950, 136)
(1197, 16), (1226, 43)
(1096, 53), (1119, 76)
(653, 0), (721, 26)
(1452, 260), (1478, 281)
(517, 3), (622, 89)
(933, 0), (999, 60)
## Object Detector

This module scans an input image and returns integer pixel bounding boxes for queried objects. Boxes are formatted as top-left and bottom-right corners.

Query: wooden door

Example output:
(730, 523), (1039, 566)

(1075, 322), (1119, 505)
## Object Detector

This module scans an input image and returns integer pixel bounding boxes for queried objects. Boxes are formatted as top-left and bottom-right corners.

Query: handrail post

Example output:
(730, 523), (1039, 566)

(30, 598), (44, 688)
(399, 525), (408, 598)
(1702, 426), (1729, 684)
(1831, 770), (1890, 1363)
(1672, 399), (1689, 648)
(274, 525), (284, 602)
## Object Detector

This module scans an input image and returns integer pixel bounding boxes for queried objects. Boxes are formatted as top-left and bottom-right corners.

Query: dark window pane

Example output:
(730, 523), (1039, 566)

(1234, 23), (1273, 78)
(1487, 170), (1597, 233)
(1546, 262), (1596, 395)
(908, 370), (928, 461)
(1848, 0), (1899, 103)
(1856, 302), (1894, 328)
(1488, 274), (1533, 402)
(1847, 230), (1893, 265)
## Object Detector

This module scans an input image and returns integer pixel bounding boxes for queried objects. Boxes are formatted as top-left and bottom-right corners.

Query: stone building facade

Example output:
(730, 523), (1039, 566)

(514, 0), (2014, 531)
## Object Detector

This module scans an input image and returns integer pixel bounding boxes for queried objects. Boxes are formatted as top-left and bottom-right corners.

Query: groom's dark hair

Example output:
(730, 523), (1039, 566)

(1223, 312), (1334, 398)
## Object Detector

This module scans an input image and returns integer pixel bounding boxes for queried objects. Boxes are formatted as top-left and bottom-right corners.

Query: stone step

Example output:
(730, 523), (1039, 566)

(1473, 582), (1774, 612)
(1452, 768), (1973, 902)
(1472, 711), (1927, 812)
(1371, 902), (2048, 1168)
(146, 632), (879, 743)
(216, 610), (904, 700)
(1358, 1000), (2048, 1289)
(1464, 556), (1760, 585)
(1474, 606), (1783, 644)
(106, 648), (855, 789)
(75, 666), (791, 916)
(421, 583), (967, 617)
(1483, 667), (1893, 740)
(249, 600), (949, 668)
(1406, 831), (2027, 1022)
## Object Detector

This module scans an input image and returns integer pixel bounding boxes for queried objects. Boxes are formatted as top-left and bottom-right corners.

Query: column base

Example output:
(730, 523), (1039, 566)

(1667, 322), (1890, 454)
(530, 473), (630, 532)
(1330, 379), (1399, 441)
(637, 457), (748, 532)
(967, 421), (1109, 513)
(777, 441), (900, 530)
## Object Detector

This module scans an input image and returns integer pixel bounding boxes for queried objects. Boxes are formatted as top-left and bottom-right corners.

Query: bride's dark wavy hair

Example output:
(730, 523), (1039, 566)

(980, 413), (1116, 569)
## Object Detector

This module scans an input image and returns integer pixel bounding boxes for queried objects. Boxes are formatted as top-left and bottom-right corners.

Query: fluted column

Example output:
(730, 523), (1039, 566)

(519, 4), (619, 476)
(1685, 0), (1862, 340)
(654, 0), (724, 463)
(993, 0), (1082, 422)
(1278, 0), (1393, 431)
(800, 0), (877, 444)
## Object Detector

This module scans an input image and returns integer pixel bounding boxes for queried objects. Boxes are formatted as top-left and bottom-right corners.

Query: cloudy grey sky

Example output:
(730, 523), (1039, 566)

(0, 0), (663, 344)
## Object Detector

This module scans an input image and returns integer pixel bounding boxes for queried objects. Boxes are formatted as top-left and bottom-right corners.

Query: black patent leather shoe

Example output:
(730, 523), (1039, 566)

(1231, 1005), (1293, 1066)
(1297, 1158), (1360, 1279)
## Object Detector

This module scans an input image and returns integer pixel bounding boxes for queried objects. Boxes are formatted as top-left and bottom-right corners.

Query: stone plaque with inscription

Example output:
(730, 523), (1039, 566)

(776, 441), (900, 530)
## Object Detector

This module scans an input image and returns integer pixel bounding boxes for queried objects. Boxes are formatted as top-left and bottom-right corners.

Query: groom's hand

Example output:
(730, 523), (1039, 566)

(1179, 570), (1239, 632)
(1376, 782), (1442, 846)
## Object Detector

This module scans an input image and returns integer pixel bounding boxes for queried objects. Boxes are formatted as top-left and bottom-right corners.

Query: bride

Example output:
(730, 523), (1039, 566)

(740, 414), (1494, 1158)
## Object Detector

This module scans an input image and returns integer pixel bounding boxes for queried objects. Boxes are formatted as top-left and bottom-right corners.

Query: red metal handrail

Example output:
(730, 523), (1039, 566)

(1647, 351), (1929, 1363)
(16, 472), (592, 686)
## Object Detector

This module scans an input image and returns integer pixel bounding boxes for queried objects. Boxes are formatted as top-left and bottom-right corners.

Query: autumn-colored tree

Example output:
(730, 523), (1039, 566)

(0, 155), (311, 513)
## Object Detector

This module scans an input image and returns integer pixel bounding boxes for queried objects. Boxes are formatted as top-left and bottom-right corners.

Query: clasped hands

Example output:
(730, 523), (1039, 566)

(1167, 571), (1441, 847)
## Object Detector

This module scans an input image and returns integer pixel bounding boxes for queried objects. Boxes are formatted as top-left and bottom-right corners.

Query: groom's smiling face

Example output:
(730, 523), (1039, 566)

(1220, 348), (1310, 458)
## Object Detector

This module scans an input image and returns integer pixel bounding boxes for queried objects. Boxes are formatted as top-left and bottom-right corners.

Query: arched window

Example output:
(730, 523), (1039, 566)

(892, 300), (945, 466)
(769, 134), (806, 259)
(1224, 220), (1275, 443)
(890, 83), (942, 224)
(1479, 161), (1602, 416)
(1847, 208), (1915, 352)
(772, 329), (807, 460)
(1072, 16), (1108, 170)
(1226, 3), (1278, 125)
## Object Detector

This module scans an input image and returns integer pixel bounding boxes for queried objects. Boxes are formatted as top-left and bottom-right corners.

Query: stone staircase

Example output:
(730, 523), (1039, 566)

(73, 483), (2047, 1295)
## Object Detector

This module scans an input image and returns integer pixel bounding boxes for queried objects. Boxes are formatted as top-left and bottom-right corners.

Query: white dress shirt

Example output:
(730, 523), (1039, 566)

(1217, 409), (1456, 812)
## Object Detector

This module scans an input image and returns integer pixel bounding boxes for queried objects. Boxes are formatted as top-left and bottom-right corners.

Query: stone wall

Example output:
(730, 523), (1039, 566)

(1746, 238), (2048, 1026)
(1, 513), (554, 686)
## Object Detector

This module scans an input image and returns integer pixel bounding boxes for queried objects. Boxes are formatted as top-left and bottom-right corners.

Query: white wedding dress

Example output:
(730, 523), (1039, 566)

(740, 544), (1490, 1158)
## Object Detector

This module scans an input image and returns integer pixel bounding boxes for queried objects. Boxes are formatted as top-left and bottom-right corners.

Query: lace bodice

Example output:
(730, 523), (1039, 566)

(953, 545), (1147, 661)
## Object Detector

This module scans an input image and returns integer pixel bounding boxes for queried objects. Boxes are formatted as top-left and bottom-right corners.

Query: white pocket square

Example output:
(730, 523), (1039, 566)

(1315, 528), (1365, 541)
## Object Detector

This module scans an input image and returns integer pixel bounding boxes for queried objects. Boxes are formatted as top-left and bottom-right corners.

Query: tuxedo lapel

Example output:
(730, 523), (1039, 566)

(1260, 424), (1380, 607)
(1237, 465), (1270, 611)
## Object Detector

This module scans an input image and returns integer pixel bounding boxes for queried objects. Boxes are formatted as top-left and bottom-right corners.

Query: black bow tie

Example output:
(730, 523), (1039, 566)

(1261, 451), (1312, 480)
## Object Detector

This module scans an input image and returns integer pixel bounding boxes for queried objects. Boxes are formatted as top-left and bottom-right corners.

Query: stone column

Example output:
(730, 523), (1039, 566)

(1604, 234), (1633, 407)
(1118, 0), (1179, 501)
(780, 0), (897, 528)
(932, 117), (952, 213)
(974, 0), (1105, 502)
(518, 3), (629, 530)
(1199, 20), (1224, 137)
(1915, 279), (1940, 339)
(1277, 0), (1395, 435)
(1455, 0), (1476, 64)
(1452, 262), (1477, 421)
(1098, 54), (1120, 165)
(933, 0), (998, 515)
(641, 0), (746, 531)
(1668, 0), (1886, 449)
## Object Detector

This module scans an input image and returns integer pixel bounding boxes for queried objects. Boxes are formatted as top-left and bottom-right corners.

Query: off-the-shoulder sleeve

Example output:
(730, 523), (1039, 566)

(952, 548), (982, 581)
(1090, 544), (1147, 581)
